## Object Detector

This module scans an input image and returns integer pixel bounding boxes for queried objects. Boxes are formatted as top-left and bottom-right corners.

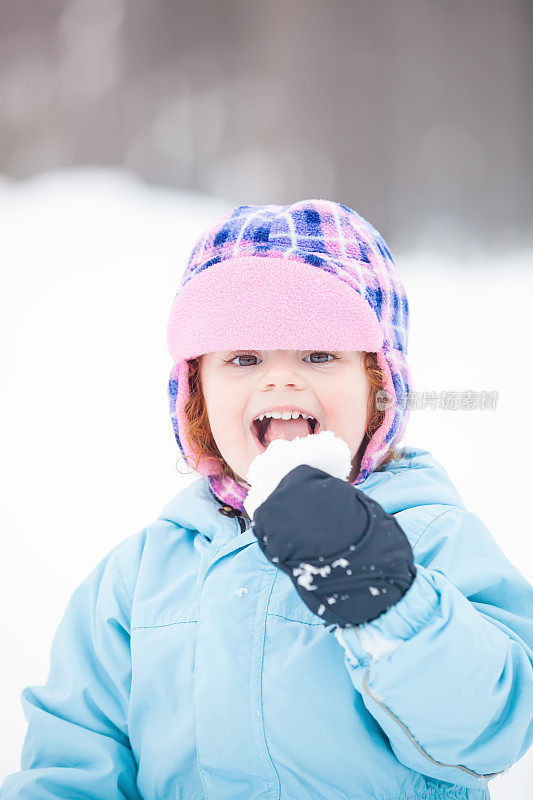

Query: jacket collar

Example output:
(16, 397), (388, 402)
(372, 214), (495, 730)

(360, 445), (465, 514)
(157, 477), (249, 543)
(156, 445), (465, 545)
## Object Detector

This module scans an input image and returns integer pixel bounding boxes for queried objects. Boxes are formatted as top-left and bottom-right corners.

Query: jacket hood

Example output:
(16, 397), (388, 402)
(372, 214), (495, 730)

(157, 445), (465, 543)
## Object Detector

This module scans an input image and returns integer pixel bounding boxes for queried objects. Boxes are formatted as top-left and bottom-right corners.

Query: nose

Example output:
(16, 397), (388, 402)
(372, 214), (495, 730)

(258, 351), (304, 390)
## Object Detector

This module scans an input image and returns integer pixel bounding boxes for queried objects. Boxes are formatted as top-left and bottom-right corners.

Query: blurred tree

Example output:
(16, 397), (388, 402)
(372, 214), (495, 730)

(0, 0), (531, 254)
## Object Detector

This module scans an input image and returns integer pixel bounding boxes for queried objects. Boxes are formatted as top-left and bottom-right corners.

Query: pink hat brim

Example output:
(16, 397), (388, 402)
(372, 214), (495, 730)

(167, 257), (383, 362)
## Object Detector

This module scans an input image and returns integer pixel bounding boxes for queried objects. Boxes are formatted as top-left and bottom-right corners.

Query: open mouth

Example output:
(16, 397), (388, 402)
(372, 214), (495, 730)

(250, 415), (320, 451)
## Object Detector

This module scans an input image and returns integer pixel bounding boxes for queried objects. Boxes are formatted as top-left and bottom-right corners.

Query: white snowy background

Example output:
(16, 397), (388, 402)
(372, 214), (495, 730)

(0, 169), (531, 797)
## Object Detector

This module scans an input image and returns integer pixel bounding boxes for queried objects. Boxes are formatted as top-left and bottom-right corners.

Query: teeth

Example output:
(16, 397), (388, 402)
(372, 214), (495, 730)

(255, 411), (315, 422)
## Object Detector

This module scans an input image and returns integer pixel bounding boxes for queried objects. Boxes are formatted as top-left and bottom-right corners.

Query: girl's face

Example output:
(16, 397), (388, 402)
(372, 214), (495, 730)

(198, 349), (371, 487)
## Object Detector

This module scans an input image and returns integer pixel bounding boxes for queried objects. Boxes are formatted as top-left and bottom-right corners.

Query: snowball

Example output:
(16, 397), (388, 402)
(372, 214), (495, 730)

(243, 429), (352, 520)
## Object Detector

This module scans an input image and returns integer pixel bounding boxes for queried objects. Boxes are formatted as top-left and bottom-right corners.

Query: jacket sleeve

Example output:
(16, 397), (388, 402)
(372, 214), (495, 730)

(332, 507), (533, 791)
(0, 532), (146, 800)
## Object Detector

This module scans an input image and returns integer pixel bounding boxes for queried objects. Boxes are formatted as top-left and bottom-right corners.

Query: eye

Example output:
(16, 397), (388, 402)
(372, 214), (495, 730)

(304, 351), (340, 364)
(224, 353), (261, 367)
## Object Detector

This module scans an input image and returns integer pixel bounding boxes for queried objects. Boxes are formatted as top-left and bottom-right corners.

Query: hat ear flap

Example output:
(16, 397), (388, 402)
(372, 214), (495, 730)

(356, 348), (412, 483)
(169, 358), (224, 479)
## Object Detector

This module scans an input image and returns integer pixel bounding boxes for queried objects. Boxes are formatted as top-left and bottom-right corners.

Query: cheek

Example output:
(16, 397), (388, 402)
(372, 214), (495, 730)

(208, 388), (247, 437)
(205, 380), (235, 416)
(329, 387), (370, 436)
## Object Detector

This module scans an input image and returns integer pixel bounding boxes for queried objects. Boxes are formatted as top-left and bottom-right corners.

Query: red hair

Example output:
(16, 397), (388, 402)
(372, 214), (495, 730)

(180, 352), (402, 483)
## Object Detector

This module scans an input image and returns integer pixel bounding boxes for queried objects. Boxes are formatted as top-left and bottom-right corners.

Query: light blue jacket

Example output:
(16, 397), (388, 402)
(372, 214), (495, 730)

(2, 446), (532, 800)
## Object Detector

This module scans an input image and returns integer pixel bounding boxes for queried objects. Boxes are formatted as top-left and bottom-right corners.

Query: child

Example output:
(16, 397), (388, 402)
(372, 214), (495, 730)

(2, 199), (532, 800)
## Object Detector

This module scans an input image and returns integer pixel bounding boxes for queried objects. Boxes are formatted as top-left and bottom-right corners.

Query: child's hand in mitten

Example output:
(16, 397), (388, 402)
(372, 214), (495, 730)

(244, 431), (416, 628)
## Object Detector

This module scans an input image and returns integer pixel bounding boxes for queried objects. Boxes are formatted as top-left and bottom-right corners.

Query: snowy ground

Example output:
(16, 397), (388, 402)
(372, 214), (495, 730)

(0, 168), (531, 797)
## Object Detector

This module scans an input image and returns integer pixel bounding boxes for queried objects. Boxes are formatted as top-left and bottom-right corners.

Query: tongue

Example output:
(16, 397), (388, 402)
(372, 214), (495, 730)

(263, 417), (313, 447)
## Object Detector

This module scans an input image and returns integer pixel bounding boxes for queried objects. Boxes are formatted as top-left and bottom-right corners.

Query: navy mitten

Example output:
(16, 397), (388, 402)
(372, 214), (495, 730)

(253, 464), (416, 628)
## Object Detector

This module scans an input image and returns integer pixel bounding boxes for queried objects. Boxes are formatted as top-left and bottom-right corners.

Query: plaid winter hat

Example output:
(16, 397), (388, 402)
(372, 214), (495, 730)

(166, 199), (412, 514)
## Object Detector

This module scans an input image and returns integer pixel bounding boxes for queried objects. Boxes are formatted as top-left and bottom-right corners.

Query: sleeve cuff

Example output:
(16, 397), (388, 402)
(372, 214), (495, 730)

(333, 564), (440, 666)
